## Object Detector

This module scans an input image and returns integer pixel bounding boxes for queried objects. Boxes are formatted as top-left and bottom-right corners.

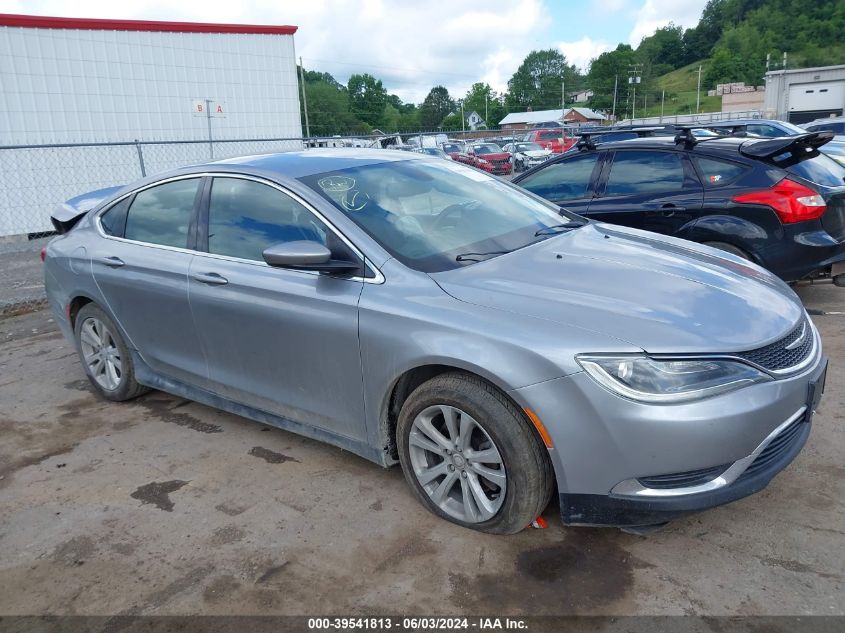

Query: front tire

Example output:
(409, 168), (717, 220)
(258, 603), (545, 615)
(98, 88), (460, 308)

(74, 303), (149, 402)
(397, 372), (553, 534)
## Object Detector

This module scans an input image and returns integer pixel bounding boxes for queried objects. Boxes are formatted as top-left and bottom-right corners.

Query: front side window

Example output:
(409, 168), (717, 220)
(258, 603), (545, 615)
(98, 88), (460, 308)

(124, 178), (199, 248)
(518, 153), (600, 202)
(604, 151), (685, 196)
(207, 178), (329, 262)
(300, 160), (574, 273)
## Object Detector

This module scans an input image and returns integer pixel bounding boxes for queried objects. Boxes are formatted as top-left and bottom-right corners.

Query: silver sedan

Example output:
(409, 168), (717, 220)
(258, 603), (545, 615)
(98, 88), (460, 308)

(44, 149), (827, 533)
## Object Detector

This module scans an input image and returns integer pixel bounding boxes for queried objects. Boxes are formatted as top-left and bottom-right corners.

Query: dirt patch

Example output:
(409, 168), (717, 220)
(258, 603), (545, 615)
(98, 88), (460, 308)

(51, 535), (96, 566)
(248, 446), (299, 464)
(137, 396), (223, 434)
(215, 502), (249, 517)
(255, 561), (290, 584)
(448, 530), (644, 615)
(130, 480), (189, 512)
(203, 575), (242, 604)
(210, 525), (246, 546)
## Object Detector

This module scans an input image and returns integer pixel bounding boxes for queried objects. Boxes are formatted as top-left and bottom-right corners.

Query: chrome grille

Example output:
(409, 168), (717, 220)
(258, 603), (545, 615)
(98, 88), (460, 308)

(637, 464), (729, 490)
(736, 318), (813, 371)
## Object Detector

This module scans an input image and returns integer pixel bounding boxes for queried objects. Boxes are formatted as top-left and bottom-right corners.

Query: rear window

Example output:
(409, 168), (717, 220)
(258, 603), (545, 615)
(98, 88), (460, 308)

(784, 153), (845, 187)
(539, 131), (560, 141)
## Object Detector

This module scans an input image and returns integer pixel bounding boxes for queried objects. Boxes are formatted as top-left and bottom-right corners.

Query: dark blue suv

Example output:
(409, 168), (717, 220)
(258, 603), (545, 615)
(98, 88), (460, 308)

(512, 132), (845, 283)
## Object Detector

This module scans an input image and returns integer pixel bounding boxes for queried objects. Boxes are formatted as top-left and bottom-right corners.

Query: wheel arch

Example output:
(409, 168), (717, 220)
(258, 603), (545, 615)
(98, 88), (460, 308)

(379, 361), (549, 466)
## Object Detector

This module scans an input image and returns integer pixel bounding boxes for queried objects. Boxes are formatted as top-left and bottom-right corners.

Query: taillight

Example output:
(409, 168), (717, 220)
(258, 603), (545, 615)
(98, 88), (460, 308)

(40, 246), (47, 262)
(732, 178), (826, 224)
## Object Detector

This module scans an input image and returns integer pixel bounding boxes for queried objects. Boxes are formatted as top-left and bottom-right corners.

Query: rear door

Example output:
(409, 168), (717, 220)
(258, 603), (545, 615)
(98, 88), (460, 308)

(587, 149), (702, 232)
(515, 151), (603, 216)
(187, 175), (367, 440)
(90, 176), (208, 387)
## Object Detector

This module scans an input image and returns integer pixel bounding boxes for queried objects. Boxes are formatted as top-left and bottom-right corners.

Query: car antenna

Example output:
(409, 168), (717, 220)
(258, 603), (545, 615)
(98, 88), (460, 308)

(674, 126), (698, 149)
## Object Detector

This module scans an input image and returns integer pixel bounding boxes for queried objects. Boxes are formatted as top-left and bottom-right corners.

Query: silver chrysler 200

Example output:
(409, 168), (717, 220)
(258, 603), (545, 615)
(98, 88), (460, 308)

(44, 149), (827, 533)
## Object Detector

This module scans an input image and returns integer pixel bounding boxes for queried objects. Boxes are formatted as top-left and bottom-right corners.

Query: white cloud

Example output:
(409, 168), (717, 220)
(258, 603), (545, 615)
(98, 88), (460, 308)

(1, 0), (548, 103)
(628, 0), (707, 46)
(556, 37), (613, 73)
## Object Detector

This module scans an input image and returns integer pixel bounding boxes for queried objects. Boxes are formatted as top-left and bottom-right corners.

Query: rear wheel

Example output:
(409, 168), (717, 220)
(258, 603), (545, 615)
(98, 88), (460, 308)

(703, 241), (752, 261)
(397, 372), (553, 534)
(74, 303), (149, 402)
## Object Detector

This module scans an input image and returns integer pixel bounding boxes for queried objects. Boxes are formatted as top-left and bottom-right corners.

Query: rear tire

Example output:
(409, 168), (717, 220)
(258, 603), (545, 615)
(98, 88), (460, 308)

(397, 372), (554, 534)
(703, 241), (752, 261)
(74, 303), (149, 402)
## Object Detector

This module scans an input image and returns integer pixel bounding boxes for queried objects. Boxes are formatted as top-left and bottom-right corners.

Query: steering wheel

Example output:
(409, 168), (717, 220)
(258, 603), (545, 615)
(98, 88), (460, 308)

(433, 201), (480, 231)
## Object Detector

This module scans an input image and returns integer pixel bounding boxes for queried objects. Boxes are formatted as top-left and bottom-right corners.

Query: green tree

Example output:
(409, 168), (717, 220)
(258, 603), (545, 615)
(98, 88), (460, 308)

(586, 44), (636, 112)
(419, 86), (455, 129)
(347, 73), (387, 127)
(505, 49), (579, 112)
(637, 24), (685, 69)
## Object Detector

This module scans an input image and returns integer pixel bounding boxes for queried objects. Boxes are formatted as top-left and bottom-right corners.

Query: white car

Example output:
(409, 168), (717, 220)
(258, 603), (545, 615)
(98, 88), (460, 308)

(503, 142), (552, 172)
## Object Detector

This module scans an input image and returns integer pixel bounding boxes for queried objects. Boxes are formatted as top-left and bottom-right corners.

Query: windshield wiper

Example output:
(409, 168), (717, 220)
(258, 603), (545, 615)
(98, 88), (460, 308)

(455, 250), (512, 262)
(534, 220), (588, 236)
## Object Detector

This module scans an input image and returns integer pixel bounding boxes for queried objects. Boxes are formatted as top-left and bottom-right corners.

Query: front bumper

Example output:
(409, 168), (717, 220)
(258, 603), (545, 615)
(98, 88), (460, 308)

(510, 330), (828, 527)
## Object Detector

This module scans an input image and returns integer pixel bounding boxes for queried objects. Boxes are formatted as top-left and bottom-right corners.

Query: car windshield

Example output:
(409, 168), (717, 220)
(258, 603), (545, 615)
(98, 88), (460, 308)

(784, 152), (845, 187)
(299, 160), (577, 273)
(517, 143), (544, 152)
(442, 144), (462, 153)
(473, 144), (501, 154)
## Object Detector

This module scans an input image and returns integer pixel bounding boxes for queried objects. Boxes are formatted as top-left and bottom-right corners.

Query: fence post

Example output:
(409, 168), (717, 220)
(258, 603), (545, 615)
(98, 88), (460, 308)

(134, 140), (147, 177)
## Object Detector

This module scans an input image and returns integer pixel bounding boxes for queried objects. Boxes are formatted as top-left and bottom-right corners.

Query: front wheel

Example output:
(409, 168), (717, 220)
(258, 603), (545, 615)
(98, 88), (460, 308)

(397, 372), (554, 534)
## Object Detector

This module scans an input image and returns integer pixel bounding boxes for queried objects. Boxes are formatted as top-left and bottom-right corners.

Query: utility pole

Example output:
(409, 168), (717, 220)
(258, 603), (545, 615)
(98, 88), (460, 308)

(485, 92), (488, 124)
(628, 64), (642, 121)
(612, 75), (618, 123)
(561, 80), (565, 113)
(696, 64), (702, 113)
(299, 57), (310, 140)
(460, 100), (465, 133)
(205, 98), (213, 158)
(660, 89), (665, 123)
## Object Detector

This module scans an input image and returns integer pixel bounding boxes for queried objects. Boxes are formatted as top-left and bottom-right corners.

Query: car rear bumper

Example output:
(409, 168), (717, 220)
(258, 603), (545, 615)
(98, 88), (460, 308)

(759, 224), (845, 281)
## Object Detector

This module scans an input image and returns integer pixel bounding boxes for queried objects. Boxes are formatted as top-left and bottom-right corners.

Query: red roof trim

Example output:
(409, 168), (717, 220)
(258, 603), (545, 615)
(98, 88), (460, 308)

(0, 13), (297, 35)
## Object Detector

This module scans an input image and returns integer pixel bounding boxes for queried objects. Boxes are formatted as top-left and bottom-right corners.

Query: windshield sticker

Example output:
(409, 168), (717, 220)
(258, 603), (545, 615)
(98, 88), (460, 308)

(318, 175), (356, 193)
(341, 189), (370, 212)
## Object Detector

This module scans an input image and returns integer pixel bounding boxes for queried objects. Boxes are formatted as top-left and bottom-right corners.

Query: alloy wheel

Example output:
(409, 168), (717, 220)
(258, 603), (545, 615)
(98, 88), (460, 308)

(408, 404), (507, 523)
(79, 317), (123, 391)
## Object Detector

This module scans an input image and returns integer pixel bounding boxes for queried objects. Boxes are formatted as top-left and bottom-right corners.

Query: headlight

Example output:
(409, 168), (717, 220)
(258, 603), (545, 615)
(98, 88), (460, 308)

(576, 355), (771, 403)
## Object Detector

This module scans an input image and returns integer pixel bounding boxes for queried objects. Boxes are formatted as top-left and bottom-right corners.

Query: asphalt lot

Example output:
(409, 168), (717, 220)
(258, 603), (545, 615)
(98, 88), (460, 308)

(0, 284), (843, 617)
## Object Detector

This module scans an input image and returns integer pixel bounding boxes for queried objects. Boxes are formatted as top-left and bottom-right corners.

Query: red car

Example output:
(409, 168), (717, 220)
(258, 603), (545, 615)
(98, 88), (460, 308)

(440, 141), (466, 160)
(522, 128), (576, 153)
(456, 142), (513, 175)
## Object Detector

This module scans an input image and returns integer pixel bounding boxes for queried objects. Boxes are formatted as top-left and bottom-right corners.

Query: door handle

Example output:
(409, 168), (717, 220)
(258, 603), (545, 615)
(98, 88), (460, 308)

(95, 256), (125, 268)
(192, 272), (228, 286)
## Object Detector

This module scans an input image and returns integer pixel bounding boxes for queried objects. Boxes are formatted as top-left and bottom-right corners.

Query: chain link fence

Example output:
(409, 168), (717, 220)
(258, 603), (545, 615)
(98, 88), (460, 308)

(0, 137), (312, 241)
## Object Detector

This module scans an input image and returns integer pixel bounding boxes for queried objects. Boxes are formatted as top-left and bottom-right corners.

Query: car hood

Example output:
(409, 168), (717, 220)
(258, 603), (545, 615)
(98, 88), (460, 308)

(479, 153), (510, 160)
(430, 223), (804, 354)
(520, 150), (551, 158)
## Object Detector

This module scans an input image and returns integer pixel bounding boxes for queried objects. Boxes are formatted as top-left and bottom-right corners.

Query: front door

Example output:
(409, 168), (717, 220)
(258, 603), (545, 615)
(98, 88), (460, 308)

(187, 175), (367, 441)
(516, 151), (603, 216)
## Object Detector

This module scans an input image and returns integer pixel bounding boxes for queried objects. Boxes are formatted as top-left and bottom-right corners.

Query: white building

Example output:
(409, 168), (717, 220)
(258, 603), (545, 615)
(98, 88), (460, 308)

(0, 13), (302, 237)
(764, 64), (845, 123)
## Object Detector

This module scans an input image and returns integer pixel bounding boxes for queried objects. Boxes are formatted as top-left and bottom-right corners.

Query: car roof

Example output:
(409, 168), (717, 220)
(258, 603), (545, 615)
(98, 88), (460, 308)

(706, 119), (786, 127)
(584, 135), (747, 154)
(202, 148), (422, 179)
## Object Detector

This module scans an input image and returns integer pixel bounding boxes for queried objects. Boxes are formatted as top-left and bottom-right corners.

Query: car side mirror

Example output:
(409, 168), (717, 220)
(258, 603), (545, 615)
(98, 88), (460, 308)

(262, 241), (360, 274)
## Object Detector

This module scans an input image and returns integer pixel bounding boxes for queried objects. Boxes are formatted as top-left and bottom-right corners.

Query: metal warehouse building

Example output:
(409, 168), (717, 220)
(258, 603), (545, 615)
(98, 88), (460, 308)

(764, 64), (845, 124)
(0, 13), (302, 238)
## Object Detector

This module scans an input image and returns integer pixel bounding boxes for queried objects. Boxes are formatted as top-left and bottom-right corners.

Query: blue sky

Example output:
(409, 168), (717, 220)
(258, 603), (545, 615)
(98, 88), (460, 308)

(1, 0), (709, 102)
